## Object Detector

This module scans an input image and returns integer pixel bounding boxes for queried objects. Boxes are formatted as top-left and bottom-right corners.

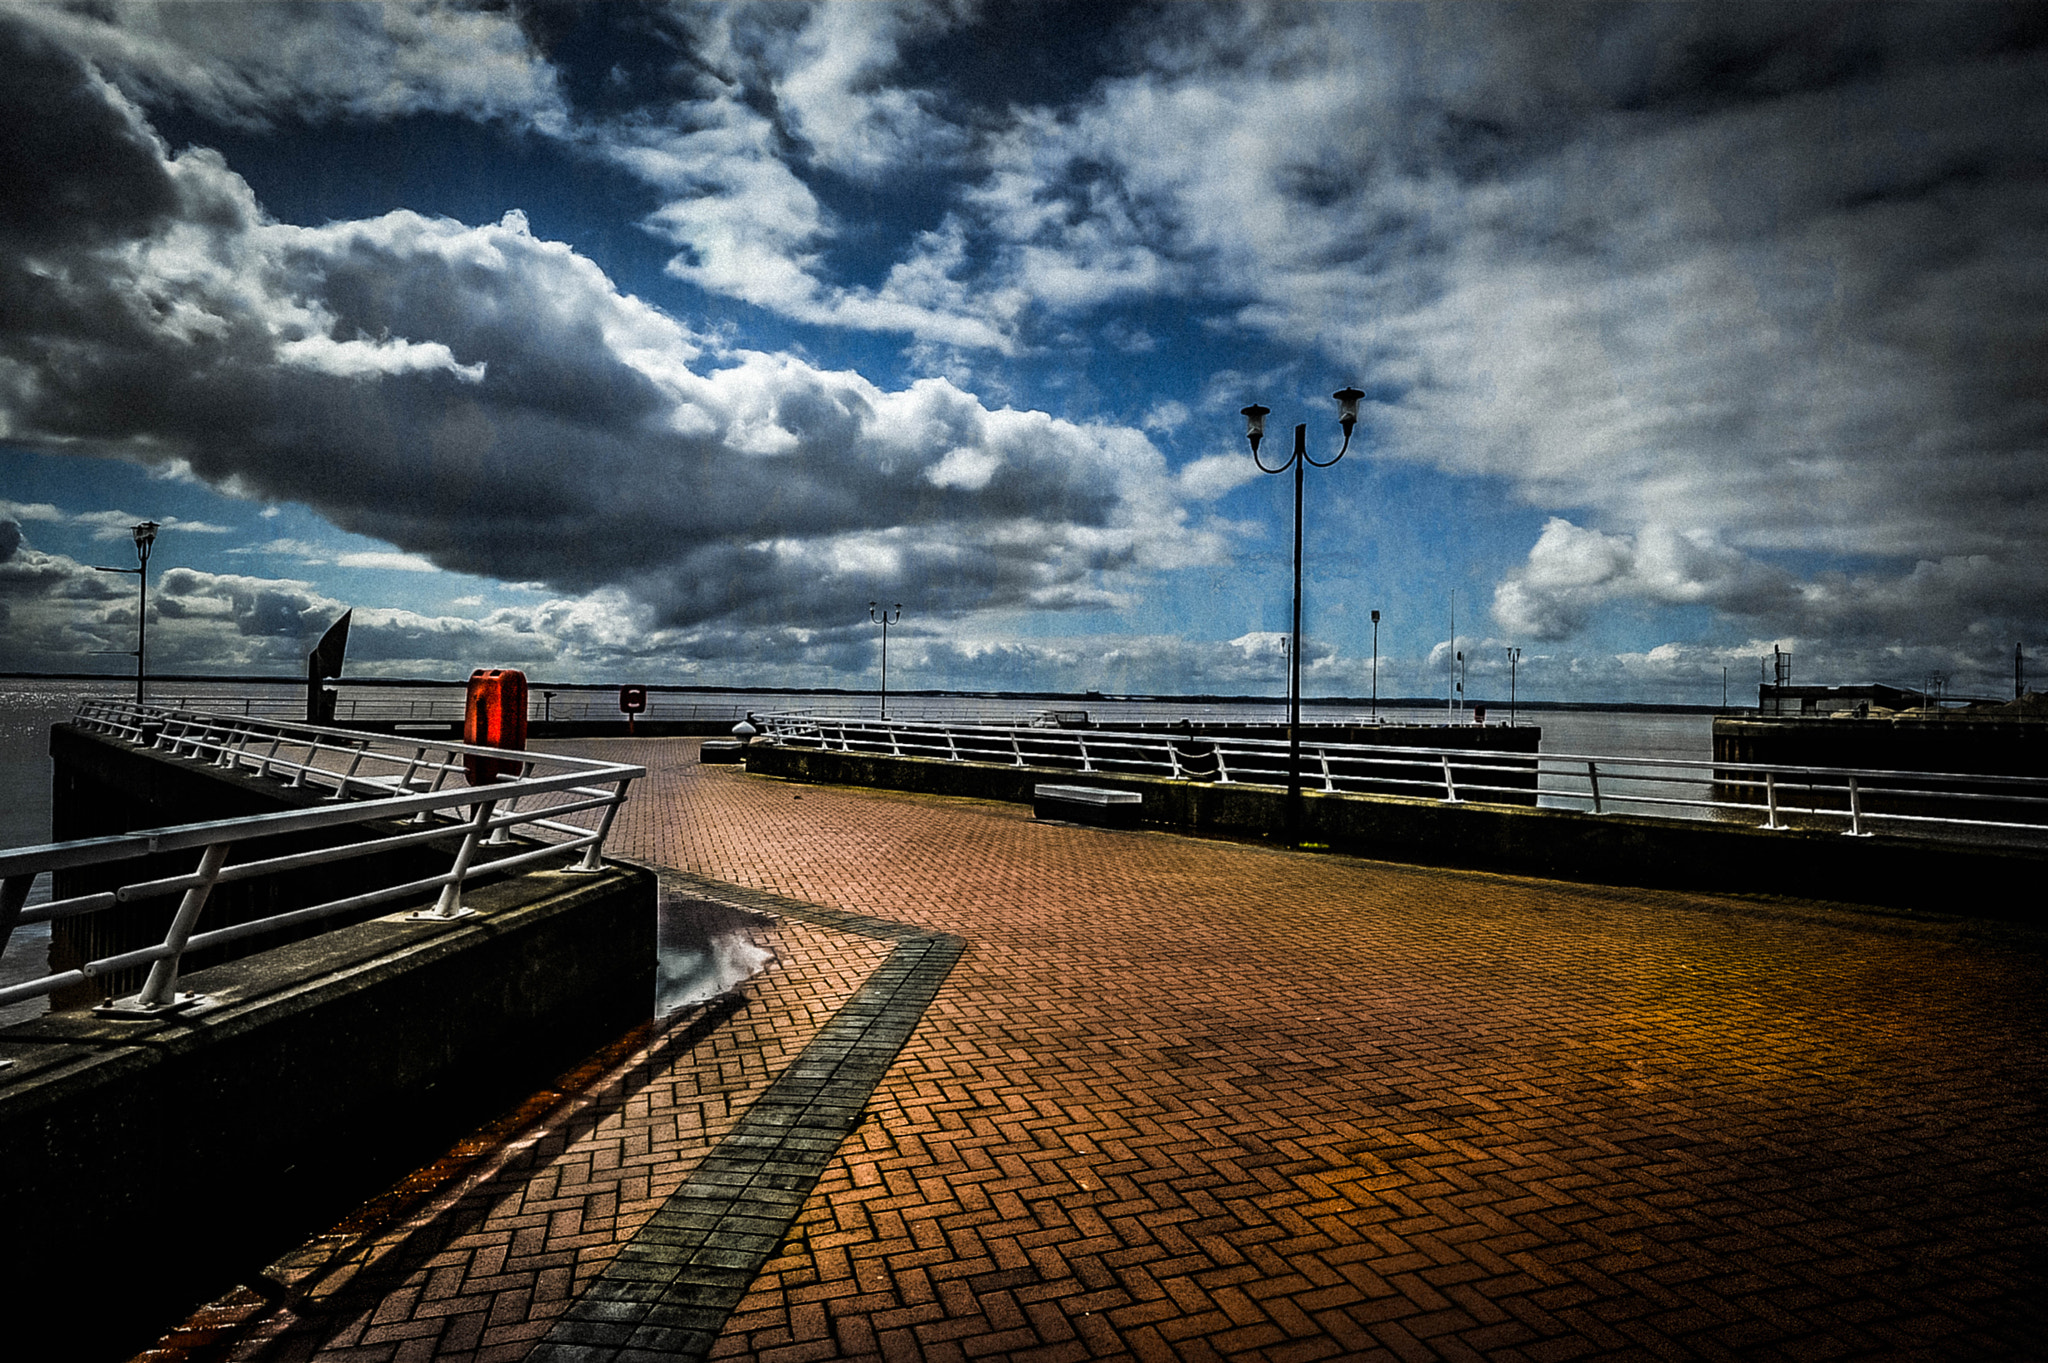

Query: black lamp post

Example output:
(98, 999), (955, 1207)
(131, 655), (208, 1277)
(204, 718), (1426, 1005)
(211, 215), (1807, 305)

(1506, 646), (1521, 727)
(1242, 387), (1365, 847)
(1370, 609), (1380, 723)
(868, 601), (902, 720)
(94, 521), (159, 708)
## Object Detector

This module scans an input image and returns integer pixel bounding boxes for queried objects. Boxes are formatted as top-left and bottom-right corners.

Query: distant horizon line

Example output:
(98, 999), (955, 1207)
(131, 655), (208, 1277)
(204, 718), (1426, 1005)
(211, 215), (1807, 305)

(0, 669), (1742, 714)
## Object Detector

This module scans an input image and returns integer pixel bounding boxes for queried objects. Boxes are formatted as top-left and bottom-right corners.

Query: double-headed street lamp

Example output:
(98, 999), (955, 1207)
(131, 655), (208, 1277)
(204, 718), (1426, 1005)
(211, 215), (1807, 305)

(1242, 387), (1365, 847)
(868, 601), (903, 720)
(1506, 646), (1522, 727)
(94, 521), (160, 707)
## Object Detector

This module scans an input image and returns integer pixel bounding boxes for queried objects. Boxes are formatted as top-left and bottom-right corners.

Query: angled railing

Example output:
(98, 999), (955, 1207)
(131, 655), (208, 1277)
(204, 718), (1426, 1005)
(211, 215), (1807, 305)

(752, 712), (2048, 844)
(0, 701), (643, 1020)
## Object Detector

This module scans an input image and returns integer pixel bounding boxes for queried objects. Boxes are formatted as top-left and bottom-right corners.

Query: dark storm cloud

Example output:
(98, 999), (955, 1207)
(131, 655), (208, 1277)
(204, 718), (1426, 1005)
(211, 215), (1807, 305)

(0, 10), (1222, 645)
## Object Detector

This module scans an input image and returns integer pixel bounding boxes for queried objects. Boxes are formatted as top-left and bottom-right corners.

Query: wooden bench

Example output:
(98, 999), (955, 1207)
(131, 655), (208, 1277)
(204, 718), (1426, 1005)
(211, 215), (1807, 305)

(1032, 783), (1143, 828)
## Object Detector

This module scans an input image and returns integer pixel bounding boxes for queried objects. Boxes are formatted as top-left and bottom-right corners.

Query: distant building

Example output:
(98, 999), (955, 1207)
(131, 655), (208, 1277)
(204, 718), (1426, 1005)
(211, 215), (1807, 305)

(1756, 682), (1926, 716)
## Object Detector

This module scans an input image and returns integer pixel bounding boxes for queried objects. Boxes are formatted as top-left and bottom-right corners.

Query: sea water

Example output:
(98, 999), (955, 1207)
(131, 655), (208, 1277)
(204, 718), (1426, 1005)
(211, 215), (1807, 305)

(0, 678), (1717, 1023)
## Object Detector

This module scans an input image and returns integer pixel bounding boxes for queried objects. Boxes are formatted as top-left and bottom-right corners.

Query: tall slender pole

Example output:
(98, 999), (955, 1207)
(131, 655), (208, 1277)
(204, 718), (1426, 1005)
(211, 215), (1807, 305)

(132, 522), (155, 707)
(1243, 391), (1361, 849)
(869, 602), (902, 720)
(1288, 425), (1305, 845)
(1370, 609), (1379, 723)
(94, 522), (157, 709)
(1447, 589), (1456, 719)
(135, 559), (147, 707)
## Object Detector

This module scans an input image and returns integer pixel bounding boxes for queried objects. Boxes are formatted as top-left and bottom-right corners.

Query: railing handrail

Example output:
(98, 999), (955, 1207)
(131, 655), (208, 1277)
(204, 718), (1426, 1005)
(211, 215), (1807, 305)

(748, 711), (2048, 843)
(0, 701), (645, 1018)
(752, 711), (2048, 788)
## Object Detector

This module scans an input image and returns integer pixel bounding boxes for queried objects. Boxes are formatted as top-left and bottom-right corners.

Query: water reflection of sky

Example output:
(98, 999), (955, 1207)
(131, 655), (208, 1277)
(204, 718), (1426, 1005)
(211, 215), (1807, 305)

(655, 893), (776, 1017)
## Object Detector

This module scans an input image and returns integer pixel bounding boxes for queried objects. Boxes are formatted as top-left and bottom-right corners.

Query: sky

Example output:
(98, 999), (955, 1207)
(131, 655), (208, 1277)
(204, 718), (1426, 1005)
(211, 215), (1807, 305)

(1, 1), (2043, 704)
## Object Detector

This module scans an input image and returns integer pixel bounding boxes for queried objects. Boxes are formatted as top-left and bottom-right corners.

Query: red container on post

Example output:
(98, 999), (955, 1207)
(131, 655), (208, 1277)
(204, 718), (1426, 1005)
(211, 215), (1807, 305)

(619, 684), (647, 735)
(463, 668), (528, 784)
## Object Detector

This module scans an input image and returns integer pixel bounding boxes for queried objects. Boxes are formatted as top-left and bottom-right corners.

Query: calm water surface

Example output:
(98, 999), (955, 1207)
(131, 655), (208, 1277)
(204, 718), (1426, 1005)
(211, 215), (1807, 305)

(0, 679), (1715, 1024)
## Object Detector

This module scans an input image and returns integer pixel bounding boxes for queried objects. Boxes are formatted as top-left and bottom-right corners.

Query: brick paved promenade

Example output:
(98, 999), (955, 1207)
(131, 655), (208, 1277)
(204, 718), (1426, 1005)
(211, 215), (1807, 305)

(151, 738), (2047, 1362)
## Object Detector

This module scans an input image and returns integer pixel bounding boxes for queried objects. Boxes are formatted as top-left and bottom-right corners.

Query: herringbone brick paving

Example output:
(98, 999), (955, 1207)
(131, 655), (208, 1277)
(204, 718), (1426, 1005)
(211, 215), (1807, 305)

(151, 737), (2045, 1361)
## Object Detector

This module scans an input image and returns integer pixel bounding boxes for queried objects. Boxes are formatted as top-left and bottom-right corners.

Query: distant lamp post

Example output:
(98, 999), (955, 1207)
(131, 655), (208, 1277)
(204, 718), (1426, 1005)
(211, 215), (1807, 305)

(1506, 646), (1522, 727)
(1242, 386), (1365, 846)
(868, 601), (903, 720)
(93, 521), (160, 707)
(1370, 609), (1380, 723)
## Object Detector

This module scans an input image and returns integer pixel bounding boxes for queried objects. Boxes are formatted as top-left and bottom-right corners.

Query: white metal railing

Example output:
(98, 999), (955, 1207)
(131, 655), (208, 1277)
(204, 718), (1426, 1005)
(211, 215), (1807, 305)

(0, 701), (644, 1019)
(753, 712), (2048, 845)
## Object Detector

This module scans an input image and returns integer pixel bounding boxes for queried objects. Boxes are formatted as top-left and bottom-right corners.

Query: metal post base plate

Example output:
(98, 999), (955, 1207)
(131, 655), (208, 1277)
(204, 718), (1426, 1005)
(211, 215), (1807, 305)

(404, 906), (478, 923)
(94, 991), (208, 1019)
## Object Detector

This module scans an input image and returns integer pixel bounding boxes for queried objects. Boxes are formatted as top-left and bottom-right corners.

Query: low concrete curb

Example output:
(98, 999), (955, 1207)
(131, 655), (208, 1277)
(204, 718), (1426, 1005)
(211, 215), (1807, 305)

(747, 743), (2048, 921)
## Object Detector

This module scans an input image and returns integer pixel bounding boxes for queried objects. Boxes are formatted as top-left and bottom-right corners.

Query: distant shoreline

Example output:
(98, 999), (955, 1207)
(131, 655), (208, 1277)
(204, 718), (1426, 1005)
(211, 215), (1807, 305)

(1, 672), (1738, 715)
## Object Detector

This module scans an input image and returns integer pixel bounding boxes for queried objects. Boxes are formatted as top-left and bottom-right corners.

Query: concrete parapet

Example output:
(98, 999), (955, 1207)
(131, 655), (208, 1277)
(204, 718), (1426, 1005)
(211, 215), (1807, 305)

(747, 743), (2046, 920)
(0, 859), (655, 1361)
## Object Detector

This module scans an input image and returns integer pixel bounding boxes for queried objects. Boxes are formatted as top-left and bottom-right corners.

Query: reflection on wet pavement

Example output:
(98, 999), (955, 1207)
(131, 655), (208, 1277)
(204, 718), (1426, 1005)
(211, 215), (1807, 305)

(654, 886), (775, 1015)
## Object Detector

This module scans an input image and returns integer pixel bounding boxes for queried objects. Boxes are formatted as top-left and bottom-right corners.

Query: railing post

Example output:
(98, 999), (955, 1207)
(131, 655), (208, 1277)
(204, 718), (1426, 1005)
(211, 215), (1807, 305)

(128, 840), (232, 1009)
(1440, 754), (1459, 803)
(946, 731), (960, 762)
(331, 741), (368, 800)
(1078, 737), (1094, 773)
(418, 799), (493, 920)
(574, 778), (634, 871)
(1011, 733), (1025, 768)
(1587, 761), (1602, 814)
(1318, 747), (1334, 792)
(1761, 770), (1785, 830)
(1846, 775), (1870, 837)
(0, 874), (33, 969)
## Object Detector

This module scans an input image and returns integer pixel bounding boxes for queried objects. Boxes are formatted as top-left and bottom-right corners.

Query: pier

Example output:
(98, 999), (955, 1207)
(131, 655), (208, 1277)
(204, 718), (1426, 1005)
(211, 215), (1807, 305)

(115, 734), (2046, 1361)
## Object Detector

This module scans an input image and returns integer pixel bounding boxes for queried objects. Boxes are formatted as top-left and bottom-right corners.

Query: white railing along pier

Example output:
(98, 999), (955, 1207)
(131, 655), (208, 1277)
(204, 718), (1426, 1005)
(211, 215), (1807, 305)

(754, 713), (2048, 845)
(0, 701), (643, 1020)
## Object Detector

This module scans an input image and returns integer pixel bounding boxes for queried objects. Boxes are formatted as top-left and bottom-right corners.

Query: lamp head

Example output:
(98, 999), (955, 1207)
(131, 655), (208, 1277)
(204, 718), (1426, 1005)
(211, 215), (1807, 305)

(1371, 609), (1380, 624)
(132, 521), (159, 563)
(1240, 404), (1270, 455)
(1332, 387), (1365, 434)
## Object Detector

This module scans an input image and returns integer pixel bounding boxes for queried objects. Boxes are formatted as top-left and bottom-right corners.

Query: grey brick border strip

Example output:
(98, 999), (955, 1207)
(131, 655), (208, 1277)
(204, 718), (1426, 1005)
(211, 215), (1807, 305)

(528, 869), (964, 1362)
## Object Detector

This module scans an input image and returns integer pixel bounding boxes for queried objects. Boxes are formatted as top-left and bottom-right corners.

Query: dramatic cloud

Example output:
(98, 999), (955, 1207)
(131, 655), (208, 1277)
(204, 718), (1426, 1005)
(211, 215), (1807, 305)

(576, 4), (2047, 683)
(0, 0), (565, 130)
(0, 15), (1225, 672)
(2, 3), (2043, 698)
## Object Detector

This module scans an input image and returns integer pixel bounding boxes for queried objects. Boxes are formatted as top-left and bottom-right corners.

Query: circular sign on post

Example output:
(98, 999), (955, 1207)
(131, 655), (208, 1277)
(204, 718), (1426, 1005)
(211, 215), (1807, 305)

(618, 685), (647, 714)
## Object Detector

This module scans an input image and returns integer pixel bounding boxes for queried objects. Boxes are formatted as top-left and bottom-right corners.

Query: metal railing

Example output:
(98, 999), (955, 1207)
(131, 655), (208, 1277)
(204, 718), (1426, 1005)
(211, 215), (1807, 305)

(0, 701), (644, 1019)
(754, 713), (2048, 844)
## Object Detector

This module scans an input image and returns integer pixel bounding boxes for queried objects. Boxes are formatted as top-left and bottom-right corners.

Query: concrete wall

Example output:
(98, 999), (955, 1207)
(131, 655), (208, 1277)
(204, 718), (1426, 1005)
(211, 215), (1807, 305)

(748, 742), (2047, 921)
(4, 727), (657, 1359)
(0, 855), (654, 1361)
